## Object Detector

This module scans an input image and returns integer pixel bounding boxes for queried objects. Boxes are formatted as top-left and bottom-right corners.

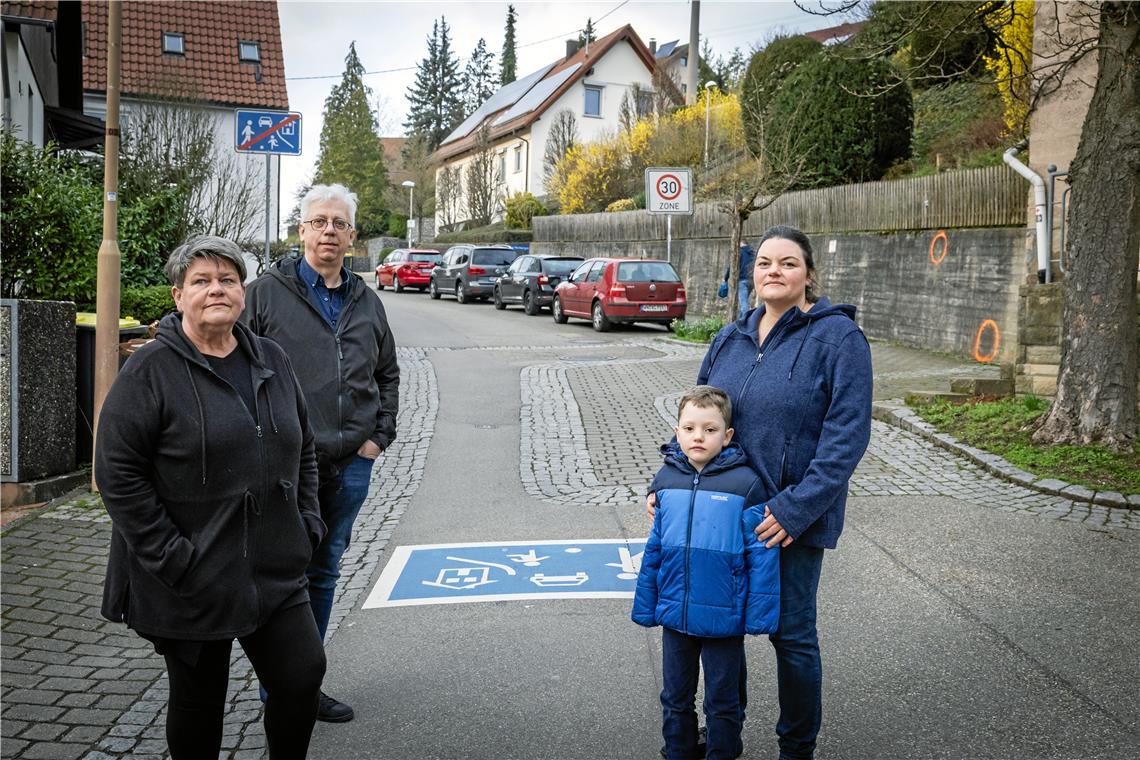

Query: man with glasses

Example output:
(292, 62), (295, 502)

(244, 183), (399, 723)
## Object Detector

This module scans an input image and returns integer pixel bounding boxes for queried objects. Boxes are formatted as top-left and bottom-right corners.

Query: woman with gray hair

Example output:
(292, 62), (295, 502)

(96, 236), (327, 758)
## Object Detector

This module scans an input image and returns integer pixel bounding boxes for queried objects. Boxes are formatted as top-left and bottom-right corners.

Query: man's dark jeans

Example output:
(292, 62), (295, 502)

(308, 454), (376, 640)
(661, 627), (745, 760)
(770, 544), (825, 760)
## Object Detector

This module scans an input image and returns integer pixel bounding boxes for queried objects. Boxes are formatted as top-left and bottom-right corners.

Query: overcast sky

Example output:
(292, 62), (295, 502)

(276, 0), (842, 224)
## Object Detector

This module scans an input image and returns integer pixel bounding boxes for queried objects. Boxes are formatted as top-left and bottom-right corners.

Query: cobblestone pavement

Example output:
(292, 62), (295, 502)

(1, 339), (1133, 759)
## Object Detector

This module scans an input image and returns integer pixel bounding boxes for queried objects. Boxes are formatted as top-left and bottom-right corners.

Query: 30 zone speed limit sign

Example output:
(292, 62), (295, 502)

(645, 168), (693, 215)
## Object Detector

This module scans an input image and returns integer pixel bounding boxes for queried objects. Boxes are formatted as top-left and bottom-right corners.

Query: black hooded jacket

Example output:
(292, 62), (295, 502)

(242, 257), (399, 470)
(96, 314), (323, 640)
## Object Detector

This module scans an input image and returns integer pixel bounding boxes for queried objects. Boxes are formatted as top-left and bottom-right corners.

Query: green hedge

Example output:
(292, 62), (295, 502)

(121, 284), (175, 324)
(434, 222), (533, 245)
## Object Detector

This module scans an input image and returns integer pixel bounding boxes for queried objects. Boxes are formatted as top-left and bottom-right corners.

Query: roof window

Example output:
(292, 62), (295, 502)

(162, 32), (184, 56)
(239, 41), (261, 63)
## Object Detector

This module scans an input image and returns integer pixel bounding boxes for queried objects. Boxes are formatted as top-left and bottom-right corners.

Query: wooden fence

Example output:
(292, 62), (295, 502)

(534, 164), (1028, 242)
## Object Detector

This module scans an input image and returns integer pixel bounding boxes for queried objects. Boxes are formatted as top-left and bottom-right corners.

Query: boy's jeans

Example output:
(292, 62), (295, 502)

(769, 544), (825, 760)
(661, 628), (745, 760)
(307, 455), (376, 641)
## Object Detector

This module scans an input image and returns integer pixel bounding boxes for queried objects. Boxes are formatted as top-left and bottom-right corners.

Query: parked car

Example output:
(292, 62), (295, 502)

(429, 244), (521, 303)
(493, 254), (584, 315)
(376, 248), (442, 292)
(552, 258), (686, 332)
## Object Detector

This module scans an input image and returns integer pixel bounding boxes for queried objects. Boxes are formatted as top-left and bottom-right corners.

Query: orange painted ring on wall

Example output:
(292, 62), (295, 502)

(973, 319), (1000, 363)
(929, 230), (949, 265)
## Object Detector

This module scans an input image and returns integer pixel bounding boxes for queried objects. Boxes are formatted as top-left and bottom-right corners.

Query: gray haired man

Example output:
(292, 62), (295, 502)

(243, 183), (399, 722)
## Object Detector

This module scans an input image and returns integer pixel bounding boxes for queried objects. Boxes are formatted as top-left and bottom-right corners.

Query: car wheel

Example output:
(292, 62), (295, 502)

(523, 289), (540, 316)
(394, 275), (405, 293)
(493, 287), (506, 310)
(429, 278), (441, 300)
(552, 295), (568, 324)
(456, 281), (469, 304)
(592, 300), (612, 332)
(376, 277), (385, 291)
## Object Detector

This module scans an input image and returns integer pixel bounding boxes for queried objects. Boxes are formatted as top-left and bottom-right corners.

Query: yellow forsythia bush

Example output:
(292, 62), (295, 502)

(984, 0), (1033, 137)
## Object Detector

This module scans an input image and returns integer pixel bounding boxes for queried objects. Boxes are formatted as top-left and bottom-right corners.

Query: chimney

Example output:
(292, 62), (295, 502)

(566, 39), (579, 58)
(649, 38), (657, 55)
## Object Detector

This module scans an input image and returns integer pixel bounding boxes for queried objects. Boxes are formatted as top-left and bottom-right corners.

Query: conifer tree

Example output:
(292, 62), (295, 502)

(577, 18), (597, 47)
(463, 38), (498, 116)
(500, 4), (518, 85)
(405, 18), (465, 151)
(314, 42), (388, 237)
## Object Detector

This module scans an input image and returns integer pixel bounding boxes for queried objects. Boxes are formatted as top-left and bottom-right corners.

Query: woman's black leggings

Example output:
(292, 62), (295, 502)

(161, 601), (326, 759)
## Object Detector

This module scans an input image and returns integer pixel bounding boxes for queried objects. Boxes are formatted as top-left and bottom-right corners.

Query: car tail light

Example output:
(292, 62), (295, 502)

(537, 275), (549, 285)
(677, 286), (686, 299)
(468, 266), (486, 276)
(609, 284), (626, 298)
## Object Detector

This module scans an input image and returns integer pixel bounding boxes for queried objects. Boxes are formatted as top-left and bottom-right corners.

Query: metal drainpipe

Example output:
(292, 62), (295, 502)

(518, 134), (530, 194)
(1003, 142), (1051, 283)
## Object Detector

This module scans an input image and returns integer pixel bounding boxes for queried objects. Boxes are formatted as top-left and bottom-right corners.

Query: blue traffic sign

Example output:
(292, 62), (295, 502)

(363, 539), (648, 608)
(234, 109), (302, 155)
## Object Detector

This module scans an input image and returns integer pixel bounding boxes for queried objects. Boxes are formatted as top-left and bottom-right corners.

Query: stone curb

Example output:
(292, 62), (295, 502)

(871, 401), (1139, 510)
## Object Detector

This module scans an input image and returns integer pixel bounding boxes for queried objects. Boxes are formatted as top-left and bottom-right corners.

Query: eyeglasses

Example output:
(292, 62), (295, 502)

(304, 217), (353, 232)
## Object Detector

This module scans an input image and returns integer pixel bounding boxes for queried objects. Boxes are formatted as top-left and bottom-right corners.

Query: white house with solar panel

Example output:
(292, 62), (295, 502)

(432, 24), (663, 231)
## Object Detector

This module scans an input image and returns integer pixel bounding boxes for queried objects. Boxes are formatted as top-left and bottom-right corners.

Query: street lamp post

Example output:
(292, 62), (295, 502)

(401, 180), (415, 247)
(703, 80), (717, 169)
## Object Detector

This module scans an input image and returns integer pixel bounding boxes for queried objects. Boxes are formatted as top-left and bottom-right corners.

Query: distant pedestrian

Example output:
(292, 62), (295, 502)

(650, 225), (872, 759)
(722, 240), (756, 319)
(243, 183), (400, 723)
(633, 386), (780, 760)
(96, 236), (326, 759)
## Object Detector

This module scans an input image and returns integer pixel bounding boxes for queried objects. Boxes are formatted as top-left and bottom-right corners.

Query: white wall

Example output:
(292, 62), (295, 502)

(2, 30), (46, 147)
(83, 95), (281, 246)
(435, 39), (654, 228)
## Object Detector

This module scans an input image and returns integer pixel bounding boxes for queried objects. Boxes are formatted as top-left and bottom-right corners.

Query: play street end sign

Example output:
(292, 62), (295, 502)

(645, 167), (693, 215)
(235, 110), (302, 155)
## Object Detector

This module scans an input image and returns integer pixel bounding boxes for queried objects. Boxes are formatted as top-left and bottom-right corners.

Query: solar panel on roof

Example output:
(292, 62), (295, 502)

(492, 63), (581, 126)
(656, 40), (679, 58)
(440, 63), (556, 145)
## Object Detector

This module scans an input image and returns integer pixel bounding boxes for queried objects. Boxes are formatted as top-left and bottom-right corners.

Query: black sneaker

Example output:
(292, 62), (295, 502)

(316, 691), (354, 723)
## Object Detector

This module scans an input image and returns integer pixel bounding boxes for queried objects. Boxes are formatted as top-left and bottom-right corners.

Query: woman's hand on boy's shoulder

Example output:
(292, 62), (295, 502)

(757, 506), (793, 548)
(646, 492), (657, 523)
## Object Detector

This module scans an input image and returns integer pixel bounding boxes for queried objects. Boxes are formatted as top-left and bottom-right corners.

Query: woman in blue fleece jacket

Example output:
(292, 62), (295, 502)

(653, 225), (872, 759)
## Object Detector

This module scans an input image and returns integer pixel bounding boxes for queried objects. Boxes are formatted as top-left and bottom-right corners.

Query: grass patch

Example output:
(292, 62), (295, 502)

(670, 316), (726, 343)
(911, 396), (1140, 495)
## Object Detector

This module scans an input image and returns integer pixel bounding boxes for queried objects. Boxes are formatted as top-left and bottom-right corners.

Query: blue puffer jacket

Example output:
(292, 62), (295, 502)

(632, 442), (780, 638)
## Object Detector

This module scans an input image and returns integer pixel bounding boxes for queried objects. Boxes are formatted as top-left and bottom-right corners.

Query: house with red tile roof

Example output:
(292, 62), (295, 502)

(432, 24), (664, 231)
(2, 1), (102, 147)
(80, 0), (291, 245)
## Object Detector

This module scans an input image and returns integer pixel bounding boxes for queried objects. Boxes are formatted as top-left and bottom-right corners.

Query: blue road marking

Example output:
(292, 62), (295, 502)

(363, 539), (648, 608)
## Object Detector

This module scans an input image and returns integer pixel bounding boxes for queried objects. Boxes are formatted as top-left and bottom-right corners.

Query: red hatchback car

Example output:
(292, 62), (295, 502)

(552, 258), (686, 331)
(376, 249), (442, 292)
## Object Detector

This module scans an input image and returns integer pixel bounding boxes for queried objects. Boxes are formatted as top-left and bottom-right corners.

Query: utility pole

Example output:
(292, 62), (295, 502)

(687, 0), (700, 105)
(92, 0), (122, 489)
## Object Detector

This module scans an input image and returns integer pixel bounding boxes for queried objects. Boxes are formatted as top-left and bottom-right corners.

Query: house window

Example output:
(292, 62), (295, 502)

(514, 146), (522, 173)
(162, 32), (184, 55)
(498, 154), (506, 183)
(680, 56), (687, 68)
(238, 40), (261, 63)
(584, 85), (602, 118)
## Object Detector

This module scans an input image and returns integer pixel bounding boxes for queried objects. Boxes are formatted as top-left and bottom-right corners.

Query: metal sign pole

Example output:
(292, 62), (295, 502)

(264, 155), (271, 271)
(667, 215), (672, 263)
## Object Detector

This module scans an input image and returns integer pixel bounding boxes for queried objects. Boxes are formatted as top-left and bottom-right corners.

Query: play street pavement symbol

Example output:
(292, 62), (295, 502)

(362, 539), (647, 608)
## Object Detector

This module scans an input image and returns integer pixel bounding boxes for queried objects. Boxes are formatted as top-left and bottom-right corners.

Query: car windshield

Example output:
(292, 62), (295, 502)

(544, 259), (582, 275)
(473, 249), (518, 266)
(410, 253), (441, 263)
(617, 261), (680, 282)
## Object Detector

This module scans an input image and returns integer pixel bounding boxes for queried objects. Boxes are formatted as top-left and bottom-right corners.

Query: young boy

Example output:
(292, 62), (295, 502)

(632, 385), (780, 760)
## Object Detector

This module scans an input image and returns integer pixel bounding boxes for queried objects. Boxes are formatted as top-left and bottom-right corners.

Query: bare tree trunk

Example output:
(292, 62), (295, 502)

(1034, 3), (1139, 451)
